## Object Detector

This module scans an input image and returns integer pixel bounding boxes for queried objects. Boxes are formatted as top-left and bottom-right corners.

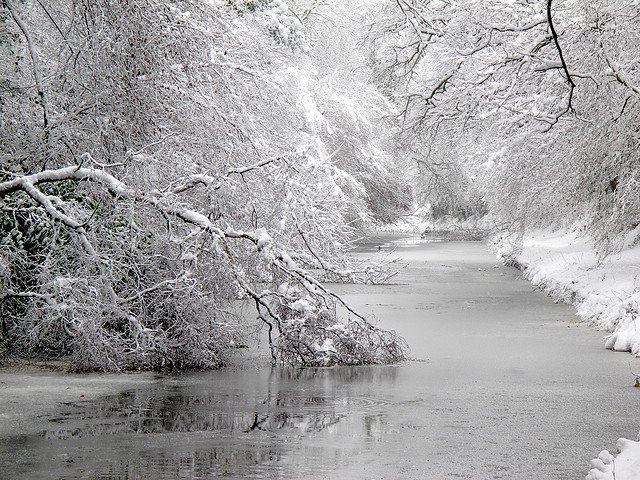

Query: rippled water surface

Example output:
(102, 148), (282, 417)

(2, 237), (639, 479)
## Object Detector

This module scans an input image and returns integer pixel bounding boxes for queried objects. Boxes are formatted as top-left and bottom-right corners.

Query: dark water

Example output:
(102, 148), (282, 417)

(1, 237), (639, 479)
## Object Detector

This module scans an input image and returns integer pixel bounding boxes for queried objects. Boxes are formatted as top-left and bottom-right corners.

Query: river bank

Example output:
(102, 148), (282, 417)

(493, 229), (640, 479)
(493, 229), (640, 356)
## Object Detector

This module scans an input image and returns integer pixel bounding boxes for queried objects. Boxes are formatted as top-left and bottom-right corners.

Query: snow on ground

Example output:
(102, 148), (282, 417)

(586, 438), (640, 480)
(494, 229), (640, 479)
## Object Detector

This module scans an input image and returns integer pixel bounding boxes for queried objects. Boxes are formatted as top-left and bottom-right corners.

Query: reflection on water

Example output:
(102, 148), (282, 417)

(38, 365), (398, 439)
(3, 239), (638, 480)
(0, 366), (401, 479)
(42, 389), (340, 440)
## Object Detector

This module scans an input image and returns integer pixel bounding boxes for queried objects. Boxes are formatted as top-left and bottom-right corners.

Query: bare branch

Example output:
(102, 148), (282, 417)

(547, 0), (575, 109)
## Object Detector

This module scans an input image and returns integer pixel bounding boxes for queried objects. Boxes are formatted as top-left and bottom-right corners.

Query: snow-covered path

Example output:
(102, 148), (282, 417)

(1, 236), (638, 479)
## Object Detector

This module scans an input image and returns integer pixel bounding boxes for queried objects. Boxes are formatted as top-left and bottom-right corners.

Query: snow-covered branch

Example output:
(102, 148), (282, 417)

(168, 158), (276, 194)
(0, 163), (407, 368)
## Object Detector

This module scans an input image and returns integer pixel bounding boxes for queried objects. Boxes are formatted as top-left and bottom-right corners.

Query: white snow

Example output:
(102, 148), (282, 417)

(586, 438), (640, 480)
(53, 277), (73, 290)
(255, 227), (272, 251)
(290, 298), (312, 314)
(180, 252), (197, 262)
(277, 282), (296, 297)
(278, 252), (298, 270)
(327, 323), (347, 334)
(318, 338), (335, 353)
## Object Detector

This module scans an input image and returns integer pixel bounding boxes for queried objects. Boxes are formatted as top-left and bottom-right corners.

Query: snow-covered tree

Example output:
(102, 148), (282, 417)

(366, 0), (640, 251)
(0, 0), (407, 370)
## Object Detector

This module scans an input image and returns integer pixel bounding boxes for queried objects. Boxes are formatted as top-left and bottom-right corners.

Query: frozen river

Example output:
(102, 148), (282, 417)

(2, 236), (639, 479)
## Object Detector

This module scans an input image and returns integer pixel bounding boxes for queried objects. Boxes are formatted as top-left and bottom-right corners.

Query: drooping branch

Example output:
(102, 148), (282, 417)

(19, 177), (98, 256)
(0, 164), (408, 367)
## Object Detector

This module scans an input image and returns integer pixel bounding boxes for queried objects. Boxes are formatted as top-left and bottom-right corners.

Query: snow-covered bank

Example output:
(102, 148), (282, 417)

(586, 438), (640, 480)
(495, 230), (640, 356)
(494, 230), (640, 479)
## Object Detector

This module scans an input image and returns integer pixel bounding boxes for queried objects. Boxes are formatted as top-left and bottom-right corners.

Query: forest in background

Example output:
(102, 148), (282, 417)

(368, 0), (640, 257)
(1, 0), (639, 371)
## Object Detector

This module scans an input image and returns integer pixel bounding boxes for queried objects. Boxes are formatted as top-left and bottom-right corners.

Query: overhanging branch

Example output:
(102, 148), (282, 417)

(0, 164), (407, 366)
(547, 0), (575, 110)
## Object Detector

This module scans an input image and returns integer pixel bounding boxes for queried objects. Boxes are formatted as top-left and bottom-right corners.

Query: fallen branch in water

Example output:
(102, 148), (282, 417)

(0, 164), (409, 370)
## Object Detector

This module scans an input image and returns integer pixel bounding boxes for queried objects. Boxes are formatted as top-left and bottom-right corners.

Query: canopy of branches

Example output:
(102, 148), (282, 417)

(367, 0), (640, 254)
